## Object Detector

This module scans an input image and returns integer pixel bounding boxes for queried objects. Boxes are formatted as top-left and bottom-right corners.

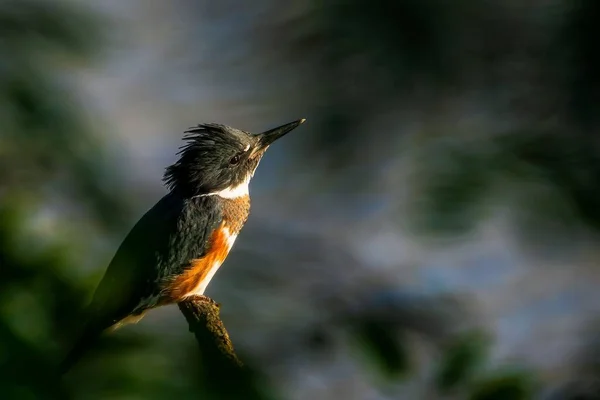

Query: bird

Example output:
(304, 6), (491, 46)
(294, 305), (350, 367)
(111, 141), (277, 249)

(59, 118), (306, 374)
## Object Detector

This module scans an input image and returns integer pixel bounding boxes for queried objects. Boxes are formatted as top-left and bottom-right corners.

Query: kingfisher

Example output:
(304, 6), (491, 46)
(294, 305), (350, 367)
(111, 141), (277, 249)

(59, 118), (305, 374)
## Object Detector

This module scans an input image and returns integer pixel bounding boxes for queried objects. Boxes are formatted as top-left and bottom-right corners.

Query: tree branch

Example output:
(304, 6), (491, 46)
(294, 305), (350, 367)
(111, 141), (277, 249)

(178, 295), (242, 367)
(177, 295), (269, 400)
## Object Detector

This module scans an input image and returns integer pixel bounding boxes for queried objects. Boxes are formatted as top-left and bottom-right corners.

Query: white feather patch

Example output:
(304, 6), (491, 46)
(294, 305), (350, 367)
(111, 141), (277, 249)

(211, 174), (250, 199)
(184, 227), (238, 296)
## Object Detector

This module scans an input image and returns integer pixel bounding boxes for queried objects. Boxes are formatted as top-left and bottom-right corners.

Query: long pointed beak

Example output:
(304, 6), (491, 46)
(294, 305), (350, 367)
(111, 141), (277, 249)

(255, 118), (306, 149)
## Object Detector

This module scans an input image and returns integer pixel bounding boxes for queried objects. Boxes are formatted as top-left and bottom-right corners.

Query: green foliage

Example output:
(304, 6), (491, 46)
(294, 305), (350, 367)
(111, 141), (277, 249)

(435, 331), (489, 392)
(0, 1), (142, 398)
(468, 371), (535, 400)
(353, 320), (409, 378)
(0, 0), (103, 57)
(276, 0), (600, 240)
(556, 0), (600, 128)
(496, 131), (600, 232)
(408, 135), (495, 235)
(405, 126), (600, 242)
(0, 0), (129, 233)
(0, 322), (69, 400)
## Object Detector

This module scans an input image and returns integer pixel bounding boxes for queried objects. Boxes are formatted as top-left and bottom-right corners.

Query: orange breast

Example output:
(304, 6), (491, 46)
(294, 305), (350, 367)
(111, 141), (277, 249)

(165, 223), (234, 301)
(163, 195), (250, 302)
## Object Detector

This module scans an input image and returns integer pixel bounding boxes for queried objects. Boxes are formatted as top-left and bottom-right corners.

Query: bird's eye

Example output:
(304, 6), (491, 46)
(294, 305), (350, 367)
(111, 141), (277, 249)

(230, 154), (241, 165)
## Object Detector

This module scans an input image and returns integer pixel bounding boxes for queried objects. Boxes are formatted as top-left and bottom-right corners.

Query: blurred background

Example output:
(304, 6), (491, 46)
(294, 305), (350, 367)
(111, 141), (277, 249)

(2, 0), (600, 399)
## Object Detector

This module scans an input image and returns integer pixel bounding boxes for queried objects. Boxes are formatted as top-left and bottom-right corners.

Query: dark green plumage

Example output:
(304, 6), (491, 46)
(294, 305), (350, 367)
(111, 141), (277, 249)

(60, 193), (223, 374)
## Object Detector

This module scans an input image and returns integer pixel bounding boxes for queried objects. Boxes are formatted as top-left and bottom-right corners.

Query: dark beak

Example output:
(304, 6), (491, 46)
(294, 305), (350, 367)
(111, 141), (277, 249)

(255, 119), (306, 149)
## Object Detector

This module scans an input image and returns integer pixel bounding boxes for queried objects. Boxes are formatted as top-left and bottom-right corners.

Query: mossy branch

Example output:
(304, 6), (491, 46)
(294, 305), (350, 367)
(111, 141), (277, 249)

(177, 295), (269, 399)
(178, 295), (242, 367)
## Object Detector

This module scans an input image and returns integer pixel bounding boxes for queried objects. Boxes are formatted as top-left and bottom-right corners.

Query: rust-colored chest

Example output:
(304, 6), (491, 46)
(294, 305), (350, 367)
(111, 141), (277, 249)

(220, 195), (251, 235)
(165, 195), (250, 301)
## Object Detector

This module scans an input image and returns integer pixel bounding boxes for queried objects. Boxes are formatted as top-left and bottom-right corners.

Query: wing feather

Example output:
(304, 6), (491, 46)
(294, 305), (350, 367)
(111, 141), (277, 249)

(60, 193), (223, 374)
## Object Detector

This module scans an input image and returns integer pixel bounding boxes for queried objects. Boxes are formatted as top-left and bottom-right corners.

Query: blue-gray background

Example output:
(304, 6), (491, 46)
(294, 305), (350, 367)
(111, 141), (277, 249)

(2, 1), (600, 399)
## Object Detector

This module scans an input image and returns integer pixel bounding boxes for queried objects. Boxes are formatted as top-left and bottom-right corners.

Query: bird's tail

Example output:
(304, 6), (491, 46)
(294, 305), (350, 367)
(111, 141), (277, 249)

(59, 327), (100, 375)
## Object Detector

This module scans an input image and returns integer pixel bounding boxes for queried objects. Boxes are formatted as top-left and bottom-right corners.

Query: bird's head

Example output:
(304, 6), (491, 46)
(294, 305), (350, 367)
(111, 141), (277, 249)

(164, 119), (305, 198)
